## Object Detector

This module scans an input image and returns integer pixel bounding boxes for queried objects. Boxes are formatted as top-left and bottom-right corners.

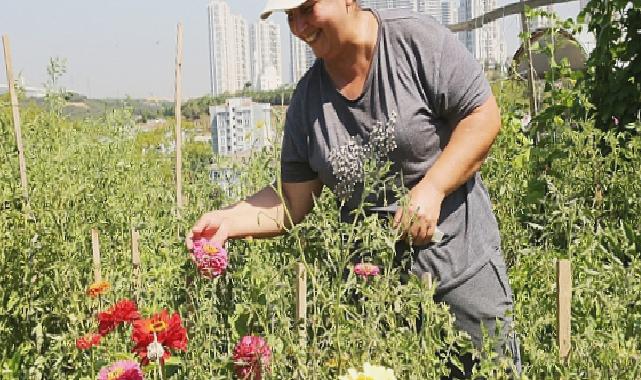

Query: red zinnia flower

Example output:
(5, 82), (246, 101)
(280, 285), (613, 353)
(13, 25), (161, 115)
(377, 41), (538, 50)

(232, 335), (271, 380)
(76, 333), (101, 350)
(131, 309), (187, 365)
(98, 299), (141, 336)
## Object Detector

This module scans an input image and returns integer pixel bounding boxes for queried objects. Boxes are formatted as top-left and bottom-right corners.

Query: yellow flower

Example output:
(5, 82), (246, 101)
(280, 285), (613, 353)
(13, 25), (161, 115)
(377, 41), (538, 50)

(325, 353), (350, 368)
(338, 362), (396, 380)
(325, 357), (338, 368)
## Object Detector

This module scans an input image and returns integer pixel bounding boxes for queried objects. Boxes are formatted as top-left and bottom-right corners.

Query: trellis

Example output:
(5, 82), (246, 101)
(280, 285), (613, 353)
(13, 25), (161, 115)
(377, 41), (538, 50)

(447, 0), (577, 116)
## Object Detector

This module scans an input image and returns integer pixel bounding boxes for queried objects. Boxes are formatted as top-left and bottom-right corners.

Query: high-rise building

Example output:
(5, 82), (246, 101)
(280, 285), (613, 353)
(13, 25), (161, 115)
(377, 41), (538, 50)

(290, 35), (315, 84)
(458, 0), (503, 69)
(250, 20), (283, 91)
(210, 97), (273, 156)
(458, 0), (479, 60)
(359, 0), (418, 11)
(417, 0), (441, 21)
(364, 0), (459, 25)
(440, 0), (458, 26)
(207, 0), (251, 96)
(414, 0), (459, 25)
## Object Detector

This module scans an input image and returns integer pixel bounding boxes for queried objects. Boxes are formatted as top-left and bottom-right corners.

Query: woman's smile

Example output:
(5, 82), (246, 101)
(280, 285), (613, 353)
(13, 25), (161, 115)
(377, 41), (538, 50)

(302, 29), (320, 44)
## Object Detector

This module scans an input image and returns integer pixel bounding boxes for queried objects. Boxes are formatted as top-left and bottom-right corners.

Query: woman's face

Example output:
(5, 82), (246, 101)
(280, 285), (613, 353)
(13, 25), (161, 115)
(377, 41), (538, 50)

(287, 0), (350, 61)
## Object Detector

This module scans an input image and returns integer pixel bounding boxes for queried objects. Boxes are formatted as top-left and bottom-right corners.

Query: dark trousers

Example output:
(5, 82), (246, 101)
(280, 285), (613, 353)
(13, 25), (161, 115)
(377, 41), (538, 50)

(434, 255), (522, 379)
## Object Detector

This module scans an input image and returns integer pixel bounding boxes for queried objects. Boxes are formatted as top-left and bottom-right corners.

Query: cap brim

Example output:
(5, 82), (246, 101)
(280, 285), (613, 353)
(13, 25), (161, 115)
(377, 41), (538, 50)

(260, 11), (273, 20)
(260, 0), (306, 20)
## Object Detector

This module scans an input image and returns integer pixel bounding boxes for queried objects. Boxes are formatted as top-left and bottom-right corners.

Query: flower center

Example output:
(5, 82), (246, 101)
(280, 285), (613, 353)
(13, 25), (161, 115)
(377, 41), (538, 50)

(107, 368), (124, 380)
(149, 320), (168, 333)
(203, 244), (219, 255)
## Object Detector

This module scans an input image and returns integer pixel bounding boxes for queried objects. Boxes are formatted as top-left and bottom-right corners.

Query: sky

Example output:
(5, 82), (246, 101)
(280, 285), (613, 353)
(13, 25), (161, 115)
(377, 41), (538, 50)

(1, 0), (581, 100)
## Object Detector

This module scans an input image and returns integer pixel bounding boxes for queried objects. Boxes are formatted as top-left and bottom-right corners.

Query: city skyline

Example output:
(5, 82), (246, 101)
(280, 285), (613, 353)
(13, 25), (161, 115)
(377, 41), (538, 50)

(1, 0), (584, 99)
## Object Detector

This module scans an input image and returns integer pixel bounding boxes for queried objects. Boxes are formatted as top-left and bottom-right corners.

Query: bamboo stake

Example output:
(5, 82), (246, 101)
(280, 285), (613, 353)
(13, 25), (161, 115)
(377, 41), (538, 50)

(174, 23), (184, 217)
(520, 1), (539, 117)
(296, 262), (307, 349)
(91, 229), (102, 282)
(557, 259), (571, 362)
(131, 228), (141, 300)
(447, 0), (574, 32)
(2, 35), (29, 204)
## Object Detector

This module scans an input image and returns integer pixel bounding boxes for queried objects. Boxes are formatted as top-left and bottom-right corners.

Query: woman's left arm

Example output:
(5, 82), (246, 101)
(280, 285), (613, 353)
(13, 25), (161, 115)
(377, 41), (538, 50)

(394, 95), (501, 245)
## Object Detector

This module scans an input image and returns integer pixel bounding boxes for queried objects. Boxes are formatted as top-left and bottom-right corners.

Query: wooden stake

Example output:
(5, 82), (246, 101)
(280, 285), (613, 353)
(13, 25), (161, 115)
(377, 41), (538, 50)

(296, 262), (307, 348)
(557, 259), (571, 362)
(422, 272), (433, 289)
(91, 229), (102, 282)
(174, 22), (184, 217)
(2, 35), (29, 204)
(131, 228), (141, 299)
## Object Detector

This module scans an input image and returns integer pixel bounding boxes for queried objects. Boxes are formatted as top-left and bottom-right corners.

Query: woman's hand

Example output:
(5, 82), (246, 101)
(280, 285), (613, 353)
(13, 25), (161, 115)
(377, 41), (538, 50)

(185, 211), (232, 250)
(393, 180), (445, 246)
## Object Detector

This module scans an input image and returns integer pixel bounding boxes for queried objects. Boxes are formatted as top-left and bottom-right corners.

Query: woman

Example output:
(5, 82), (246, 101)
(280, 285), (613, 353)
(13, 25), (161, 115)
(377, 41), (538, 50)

(188, 0), (520, 377)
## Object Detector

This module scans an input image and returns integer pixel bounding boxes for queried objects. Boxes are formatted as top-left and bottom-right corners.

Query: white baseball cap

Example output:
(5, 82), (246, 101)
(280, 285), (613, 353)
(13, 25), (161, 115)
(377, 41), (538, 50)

(260, 0), (307, 20)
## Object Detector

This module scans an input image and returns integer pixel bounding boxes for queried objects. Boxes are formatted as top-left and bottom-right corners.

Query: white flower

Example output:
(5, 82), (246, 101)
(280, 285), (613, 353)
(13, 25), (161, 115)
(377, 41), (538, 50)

(338, 362), (397, 380)
(147, 341), (165, 361)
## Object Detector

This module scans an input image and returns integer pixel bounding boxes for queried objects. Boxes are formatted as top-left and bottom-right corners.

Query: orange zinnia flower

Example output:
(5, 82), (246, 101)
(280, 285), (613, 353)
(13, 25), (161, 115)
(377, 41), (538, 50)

(87, 280), (110, 298)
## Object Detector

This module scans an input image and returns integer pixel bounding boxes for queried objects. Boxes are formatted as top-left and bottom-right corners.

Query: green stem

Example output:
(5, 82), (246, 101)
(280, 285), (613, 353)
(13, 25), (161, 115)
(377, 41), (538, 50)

(91, 350), (95, 378)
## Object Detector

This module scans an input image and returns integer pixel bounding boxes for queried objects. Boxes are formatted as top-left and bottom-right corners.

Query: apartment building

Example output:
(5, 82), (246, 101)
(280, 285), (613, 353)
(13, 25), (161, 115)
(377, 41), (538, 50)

(210, 97), (273, 156)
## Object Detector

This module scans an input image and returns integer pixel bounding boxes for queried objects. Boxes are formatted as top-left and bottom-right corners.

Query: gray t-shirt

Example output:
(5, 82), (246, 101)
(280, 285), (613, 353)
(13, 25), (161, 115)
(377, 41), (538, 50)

(281, 8), (501, 294)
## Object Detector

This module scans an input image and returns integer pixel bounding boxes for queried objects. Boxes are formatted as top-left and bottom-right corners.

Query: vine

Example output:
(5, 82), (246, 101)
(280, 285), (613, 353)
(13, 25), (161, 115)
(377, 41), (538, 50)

(582, 0), (641, 133)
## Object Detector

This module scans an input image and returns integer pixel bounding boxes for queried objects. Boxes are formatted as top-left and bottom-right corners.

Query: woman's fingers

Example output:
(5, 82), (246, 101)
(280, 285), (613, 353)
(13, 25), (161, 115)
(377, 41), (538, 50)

(193, 213), (215, 235)
(186, 212), (222, 250)
(401, 209), (437, 245)
(209, 223), (229, 246)
(185, 231), (195, 250)
(394, 203), (439, 245)
(393, 207), (403, 228)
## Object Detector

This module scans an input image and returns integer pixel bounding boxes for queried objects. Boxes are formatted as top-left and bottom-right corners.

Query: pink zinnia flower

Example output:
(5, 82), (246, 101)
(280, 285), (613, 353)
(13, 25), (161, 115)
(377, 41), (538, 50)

(232, 335), (271, 380)
(191, 238), (228, 278)
(354, 262), (380, 278)
(97, 360), (143, 380)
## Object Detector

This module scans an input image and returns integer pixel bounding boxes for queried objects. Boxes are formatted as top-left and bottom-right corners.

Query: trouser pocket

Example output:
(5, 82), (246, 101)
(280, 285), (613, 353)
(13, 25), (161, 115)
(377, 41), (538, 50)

(489, 255), (514, 302)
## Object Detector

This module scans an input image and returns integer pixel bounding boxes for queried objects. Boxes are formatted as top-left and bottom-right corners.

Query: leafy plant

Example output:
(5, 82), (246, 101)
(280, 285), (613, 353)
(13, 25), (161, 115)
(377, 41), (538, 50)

(582, 0), (641, 133)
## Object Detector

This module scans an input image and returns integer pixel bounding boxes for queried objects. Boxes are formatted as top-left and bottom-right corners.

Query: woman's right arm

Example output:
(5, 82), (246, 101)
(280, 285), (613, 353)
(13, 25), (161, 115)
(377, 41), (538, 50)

(186, 178), (323, 249)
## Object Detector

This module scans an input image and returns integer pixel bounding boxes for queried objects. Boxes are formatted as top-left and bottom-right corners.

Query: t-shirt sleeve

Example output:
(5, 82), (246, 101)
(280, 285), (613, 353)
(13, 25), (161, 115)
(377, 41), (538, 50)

(280, 96), (318, 182)
(433, 29), (492, 124)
